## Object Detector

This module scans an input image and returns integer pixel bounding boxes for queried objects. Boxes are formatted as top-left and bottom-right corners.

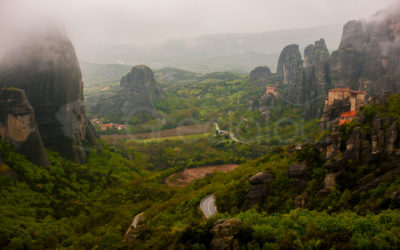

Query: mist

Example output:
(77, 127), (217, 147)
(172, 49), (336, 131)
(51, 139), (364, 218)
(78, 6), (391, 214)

(0, 0), (397, 68)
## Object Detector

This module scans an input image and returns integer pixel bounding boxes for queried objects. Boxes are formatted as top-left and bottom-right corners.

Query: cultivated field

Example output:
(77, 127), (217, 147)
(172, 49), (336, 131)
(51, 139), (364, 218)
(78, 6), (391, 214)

(101, 123), (213, 143)
(165, 164), (239, 187)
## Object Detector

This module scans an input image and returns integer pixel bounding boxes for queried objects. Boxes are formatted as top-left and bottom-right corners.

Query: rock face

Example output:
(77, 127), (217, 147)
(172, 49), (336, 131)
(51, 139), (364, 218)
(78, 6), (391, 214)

(276, 44), (304, 105)
(249, 66), (276, 88)
(210, 219), (242, 250)
(303, 39), (330, 118)
(288, 163), (308, 190)
(258, 4), (400, 120)
(243, 171), (272, 208)
(0, 88), (50, 167)
(89, 65), (162, 122)
(371, 116), (397, 155)
(320, 99), (351, 130)
(318, 107), (400, 194)
(330, 4), (400, 95)
(0, 29), (98, 163)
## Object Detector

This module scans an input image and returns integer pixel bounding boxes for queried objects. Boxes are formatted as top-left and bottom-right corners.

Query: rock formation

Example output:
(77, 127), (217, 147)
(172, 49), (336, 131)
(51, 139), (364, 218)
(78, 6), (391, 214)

(88, 65), (162, 122)
(320, 99), (351, 130)
(249, 66), (272, 82)
(0, 88), (50, 167)
(243, 171), (272, 208)
(276, 44), (304, 105)
(249, 66), (278, 88)
(303, 39), (330, 118)
(256, 4), (400, 120)
(0, 29), (99, 163)
(329, 4), (400, 95)
(288, 163), (308, 190)
(318, 105), (400, 194)
(210, 219), (242, 250)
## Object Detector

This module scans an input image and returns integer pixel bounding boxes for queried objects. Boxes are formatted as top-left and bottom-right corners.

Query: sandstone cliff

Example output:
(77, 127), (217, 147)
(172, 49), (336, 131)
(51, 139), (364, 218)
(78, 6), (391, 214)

(0, 88), (50, 167)
(0, 29), (99, 163)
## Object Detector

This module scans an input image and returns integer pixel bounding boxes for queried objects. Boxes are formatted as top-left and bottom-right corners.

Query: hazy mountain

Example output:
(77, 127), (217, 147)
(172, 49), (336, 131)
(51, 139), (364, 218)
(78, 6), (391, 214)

(78, 24), (342, 73)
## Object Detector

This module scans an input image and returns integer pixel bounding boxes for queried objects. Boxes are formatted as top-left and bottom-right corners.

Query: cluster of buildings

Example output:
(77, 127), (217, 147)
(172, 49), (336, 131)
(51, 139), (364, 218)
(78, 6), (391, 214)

(91, 118), (127, 131)
(265, 86), (279, 97)
(323, 87), (366, 126)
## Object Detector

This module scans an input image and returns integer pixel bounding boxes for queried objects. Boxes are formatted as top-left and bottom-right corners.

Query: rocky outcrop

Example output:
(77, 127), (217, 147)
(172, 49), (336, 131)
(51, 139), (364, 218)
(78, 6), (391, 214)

(303, 39), (330, 118)
(120, 65), (158, 90)
(371, 116), (397, 155)
(0, 88), (49, 167)
(330, 4), (400, 95)
(289, 163), (308, 190)
(249, 66), (276, 88)
(344, 127), (369, 162)
(243, 171), (272, 208)
(210, 219), (242, 250)
(88, 65), (162, 122)
(0, 29), (99, 163)
(276, 44), (304, 105)
(320, 99), (351, 130)
(249, 66), (272, 82)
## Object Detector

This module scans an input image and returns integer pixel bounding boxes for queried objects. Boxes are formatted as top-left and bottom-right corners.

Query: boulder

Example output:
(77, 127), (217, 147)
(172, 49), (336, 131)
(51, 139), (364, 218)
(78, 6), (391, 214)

(0, 29), (99, 163)
(210, 219), (242, 250)
(0, 88), (49, 167)
(243, 171), (272, 208)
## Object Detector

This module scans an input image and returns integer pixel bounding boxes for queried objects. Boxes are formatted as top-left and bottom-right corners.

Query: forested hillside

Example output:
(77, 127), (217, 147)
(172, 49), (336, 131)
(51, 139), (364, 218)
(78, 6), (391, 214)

(2, 95), (400, 249)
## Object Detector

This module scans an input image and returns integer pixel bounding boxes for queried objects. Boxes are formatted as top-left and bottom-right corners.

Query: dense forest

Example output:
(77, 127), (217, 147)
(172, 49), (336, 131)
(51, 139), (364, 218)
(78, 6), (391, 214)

(1, 93), (400, 249)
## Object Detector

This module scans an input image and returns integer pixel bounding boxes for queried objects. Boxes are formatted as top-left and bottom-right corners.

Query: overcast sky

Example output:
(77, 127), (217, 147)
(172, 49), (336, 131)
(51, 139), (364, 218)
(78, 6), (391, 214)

(0, 0), (397, 48)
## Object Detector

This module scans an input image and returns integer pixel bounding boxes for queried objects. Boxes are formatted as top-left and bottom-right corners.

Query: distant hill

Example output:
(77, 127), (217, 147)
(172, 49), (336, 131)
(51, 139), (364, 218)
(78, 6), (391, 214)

(80, 61), (131, 86)
(78, 24), (342, 73)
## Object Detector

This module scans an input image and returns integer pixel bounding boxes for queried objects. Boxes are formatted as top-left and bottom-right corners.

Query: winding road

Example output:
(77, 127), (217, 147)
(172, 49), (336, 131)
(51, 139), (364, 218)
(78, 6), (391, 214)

(200, 194), (217, 219)
(213, 122), (243, 143)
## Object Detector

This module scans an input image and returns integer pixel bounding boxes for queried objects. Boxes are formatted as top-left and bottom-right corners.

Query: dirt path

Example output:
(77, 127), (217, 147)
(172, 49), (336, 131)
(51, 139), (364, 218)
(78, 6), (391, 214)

(165, 164), (239, 187)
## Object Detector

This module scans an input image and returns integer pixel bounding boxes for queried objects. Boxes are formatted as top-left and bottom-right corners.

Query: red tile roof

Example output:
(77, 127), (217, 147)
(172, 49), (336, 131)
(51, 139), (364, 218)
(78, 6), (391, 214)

(340, 111), (357, 118)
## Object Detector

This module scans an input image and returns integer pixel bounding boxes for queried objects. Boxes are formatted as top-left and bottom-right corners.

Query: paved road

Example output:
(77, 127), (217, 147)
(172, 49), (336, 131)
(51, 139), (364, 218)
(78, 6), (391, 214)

(213, 122), (244, 143)
(124, 212), (144, 241)
(200, 194), (217, 219)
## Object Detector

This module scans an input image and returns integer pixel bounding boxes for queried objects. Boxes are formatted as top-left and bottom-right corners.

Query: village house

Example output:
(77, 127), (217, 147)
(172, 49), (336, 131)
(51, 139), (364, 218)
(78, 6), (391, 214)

(265, 86), (279, 97)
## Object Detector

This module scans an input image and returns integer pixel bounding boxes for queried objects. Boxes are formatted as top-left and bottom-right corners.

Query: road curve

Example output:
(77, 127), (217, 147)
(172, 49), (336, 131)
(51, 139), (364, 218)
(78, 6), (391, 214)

(124, 212), (144, 241)
(200, 194), (217, 219)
